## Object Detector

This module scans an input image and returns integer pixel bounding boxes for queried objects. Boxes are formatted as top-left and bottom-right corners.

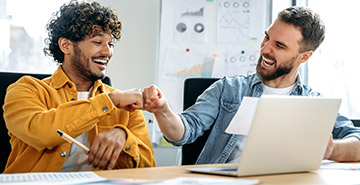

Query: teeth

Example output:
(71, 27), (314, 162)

(262, 56), (274, 67)
(94, 59), (108, 64)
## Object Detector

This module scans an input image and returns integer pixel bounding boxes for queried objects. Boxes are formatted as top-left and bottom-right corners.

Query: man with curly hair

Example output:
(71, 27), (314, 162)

(3, 0), (155, 173)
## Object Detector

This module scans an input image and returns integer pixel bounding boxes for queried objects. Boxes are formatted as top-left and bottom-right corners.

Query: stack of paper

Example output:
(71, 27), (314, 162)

(0, 171), (106, 185)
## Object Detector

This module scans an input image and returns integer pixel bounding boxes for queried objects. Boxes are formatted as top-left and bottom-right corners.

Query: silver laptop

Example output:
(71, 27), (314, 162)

(185, 96), (341, 177)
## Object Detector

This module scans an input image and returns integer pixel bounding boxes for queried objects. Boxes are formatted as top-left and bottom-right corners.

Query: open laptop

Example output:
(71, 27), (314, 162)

(185, 96), (342, 177)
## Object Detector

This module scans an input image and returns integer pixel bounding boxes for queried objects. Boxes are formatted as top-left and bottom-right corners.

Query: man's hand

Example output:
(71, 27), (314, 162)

(323, 134), (335, 160)
(142, 85), (168, 113)
(87, 128), (126, 170)
(108, 89), (143, 111)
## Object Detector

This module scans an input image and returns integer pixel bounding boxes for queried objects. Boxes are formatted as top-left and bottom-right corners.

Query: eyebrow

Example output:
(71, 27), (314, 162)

(90, 33), (105, 38)
(264, 31), (288, 49)
(90, 33), (115, 42)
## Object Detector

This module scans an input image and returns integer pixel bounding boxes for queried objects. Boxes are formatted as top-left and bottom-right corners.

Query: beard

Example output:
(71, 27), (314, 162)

(71, 44), (105, 81)
(256, 54), (297, 82)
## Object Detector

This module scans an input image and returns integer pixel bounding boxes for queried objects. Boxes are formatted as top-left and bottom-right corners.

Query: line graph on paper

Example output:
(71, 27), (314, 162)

(217, 0), (251, 43)
(166, 57), (214, 79)
(162, 49), (214, 79)
(219, 15), (249, 28)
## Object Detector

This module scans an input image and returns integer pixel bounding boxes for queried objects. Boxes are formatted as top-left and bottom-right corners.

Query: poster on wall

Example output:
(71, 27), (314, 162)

(217, 0), (251, 44)
(162, 48), (214, 80)
(173, 0), (208, 43)
(158, 0), (269, 113)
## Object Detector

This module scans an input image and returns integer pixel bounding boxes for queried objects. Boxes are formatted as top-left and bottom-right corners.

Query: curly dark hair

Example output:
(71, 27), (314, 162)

(278, 6), (325, 52)
(43, 0), (122, 64)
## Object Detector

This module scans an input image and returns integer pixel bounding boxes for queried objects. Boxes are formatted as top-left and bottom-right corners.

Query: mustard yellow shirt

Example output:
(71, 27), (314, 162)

(3, 67), (155, 173)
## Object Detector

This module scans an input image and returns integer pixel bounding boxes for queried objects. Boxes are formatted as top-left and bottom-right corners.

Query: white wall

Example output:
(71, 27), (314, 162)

(94, 0), (183, 167)
(272, 0), (293, 22)
(96, 0), (160, 90)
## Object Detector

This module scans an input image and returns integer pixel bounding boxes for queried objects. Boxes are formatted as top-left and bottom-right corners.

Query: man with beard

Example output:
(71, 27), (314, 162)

(142, 6), (360, 164)
(2, 1), (155, 173)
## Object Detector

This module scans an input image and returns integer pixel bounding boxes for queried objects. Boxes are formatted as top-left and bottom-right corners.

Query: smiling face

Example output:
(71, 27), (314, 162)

(256, 19), (312, 87)
(66, 31), (114, 82)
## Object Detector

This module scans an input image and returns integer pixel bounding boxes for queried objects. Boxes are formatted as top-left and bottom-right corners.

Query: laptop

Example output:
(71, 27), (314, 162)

(185, 96), (342, 177)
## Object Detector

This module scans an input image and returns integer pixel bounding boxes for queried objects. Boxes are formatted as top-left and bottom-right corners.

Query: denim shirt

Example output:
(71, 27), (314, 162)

(169, 73), (360, 164)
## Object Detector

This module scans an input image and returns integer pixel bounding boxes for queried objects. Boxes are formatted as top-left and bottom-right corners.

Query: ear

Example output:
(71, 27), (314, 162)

(58, 37), (73, 55)
(298, 50), (313, 64)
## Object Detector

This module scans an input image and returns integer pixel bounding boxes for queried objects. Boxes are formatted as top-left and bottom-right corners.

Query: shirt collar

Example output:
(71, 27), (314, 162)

(52, 66), (72, 89)
(251, 73), (304, 91)
(52, 66), (104, 92)
(251, 73), (262, 88)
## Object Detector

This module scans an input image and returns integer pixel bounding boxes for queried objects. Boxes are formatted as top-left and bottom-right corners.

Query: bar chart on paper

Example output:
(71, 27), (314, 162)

(163, 49), (215, 79)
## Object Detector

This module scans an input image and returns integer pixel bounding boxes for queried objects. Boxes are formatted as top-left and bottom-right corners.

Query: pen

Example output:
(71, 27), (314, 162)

(56, 129), (90, 152)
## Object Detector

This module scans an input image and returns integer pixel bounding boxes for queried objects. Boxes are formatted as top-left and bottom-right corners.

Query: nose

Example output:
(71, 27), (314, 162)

(260, 40), (272, 55)
(100, 44), (112, 57)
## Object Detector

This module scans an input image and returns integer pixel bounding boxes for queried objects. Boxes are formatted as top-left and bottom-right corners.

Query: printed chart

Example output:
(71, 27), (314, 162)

(163, 49), (214, 79)
(217, 0), (251, 43)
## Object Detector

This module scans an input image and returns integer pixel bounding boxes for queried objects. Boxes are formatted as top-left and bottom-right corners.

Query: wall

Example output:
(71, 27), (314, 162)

(158, 0), (272, 113)
(96, 0), (160, 90)
(94, 0), (182, 167)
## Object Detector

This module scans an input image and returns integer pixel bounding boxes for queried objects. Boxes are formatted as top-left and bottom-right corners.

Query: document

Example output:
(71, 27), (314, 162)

(225, 96), (259, 135)
(320, 160), (360, 170)
(0, 171), (106, 185)
(145, 177), (259, 185)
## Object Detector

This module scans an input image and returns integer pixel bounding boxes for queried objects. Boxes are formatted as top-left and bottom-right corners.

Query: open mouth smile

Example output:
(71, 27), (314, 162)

(262, 56), (275, 67)
(93, 58), (108, 65)
(92, 57), (109, 70)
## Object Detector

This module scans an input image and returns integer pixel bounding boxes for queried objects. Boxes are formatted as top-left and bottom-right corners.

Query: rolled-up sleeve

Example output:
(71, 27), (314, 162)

(332, 114), (360, 140)
(113, 110), (156, 168)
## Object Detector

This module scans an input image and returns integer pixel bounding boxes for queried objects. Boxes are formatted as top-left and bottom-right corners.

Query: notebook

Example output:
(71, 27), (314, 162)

(185, 96), (342, 177)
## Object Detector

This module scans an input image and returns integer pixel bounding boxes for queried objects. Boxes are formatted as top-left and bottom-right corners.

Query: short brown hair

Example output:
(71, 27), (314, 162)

(278, 6), (325, 52)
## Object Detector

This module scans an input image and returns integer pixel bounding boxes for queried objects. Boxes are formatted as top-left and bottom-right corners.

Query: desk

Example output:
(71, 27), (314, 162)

(96, 164), (360, 184)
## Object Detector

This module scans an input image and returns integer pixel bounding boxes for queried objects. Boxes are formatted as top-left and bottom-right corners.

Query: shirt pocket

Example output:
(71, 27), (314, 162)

(214, 100), (240, 132)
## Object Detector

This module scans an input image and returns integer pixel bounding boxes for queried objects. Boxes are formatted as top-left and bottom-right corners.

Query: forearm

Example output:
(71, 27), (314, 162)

(108, 89), (143, 110)
(329, 137), (360, 162)
(4, 89), (114, 150)
(114, 111), (156, 168)
(153, 103), (185, 142)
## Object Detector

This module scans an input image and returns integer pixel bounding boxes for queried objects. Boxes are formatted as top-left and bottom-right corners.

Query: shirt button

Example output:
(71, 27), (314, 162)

(68, 83), (72, 88)
(102, 106), (108, 112)
(60, 151), (67, 157)
(229, 106), (233, 110)
(125, 146), (130, 151)
(71, 98), (76, 101)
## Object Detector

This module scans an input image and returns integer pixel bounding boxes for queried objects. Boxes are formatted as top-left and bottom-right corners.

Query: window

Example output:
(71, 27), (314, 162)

(306, 0), (360, 118)
(0, 0), (69, 74)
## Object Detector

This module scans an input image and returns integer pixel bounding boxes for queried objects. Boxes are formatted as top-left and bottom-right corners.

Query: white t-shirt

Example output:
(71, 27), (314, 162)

(227, 83), (296, 163)
(60, 91), (92, 172)
(262, 83), (296, 96)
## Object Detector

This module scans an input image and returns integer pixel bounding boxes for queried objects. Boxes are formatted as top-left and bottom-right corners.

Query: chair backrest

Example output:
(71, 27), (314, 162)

(0, 72), (51, 173)
(0, 72), (112, 173)
(182, 77), (219, 165)
(102, 76), (112, 87)
(351, 120), (360, 127)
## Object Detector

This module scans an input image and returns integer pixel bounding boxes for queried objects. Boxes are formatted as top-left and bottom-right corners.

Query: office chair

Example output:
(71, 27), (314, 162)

(0, 72), (111, 173)
(0, 72), (51, 173)
(181, 77), (219, 165)
(351, 120), (360, 127)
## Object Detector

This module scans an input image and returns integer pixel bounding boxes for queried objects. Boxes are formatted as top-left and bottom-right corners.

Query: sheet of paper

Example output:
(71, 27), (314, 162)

(0, 171), (106, 185)
(225, 96), (259, 135)
(320, 160), (360, 170)
(173, 0), (208, 43)
(145, 177), (259, 185)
